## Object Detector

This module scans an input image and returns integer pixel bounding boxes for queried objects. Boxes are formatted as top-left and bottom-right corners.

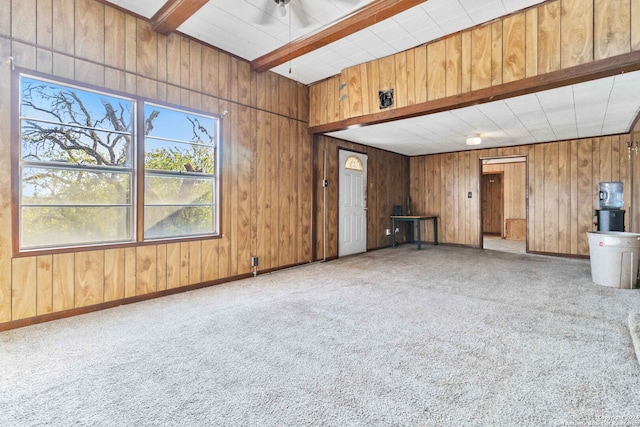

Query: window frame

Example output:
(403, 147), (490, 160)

(139, 100), (221, 242)
(12, 70), (222, 256)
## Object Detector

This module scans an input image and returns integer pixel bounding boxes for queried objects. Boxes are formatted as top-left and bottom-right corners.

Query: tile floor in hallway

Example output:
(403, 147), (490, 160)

(483, 234), (526, 254)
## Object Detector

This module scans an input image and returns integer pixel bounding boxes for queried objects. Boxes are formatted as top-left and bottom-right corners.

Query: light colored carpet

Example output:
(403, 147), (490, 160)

(1, 246), (640, 426)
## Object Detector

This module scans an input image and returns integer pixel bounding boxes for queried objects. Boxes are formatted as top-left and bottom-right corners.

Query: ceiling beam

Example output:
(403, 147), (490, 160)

(308, 50), (640, 134)
(250, 0), (428, 73)
(151, 0), (210, 35)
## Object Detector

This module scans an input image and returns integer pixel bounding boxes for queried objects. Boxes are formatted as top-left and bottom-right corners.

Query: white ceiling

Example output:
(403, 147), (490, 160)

(106, 0), (640, 156)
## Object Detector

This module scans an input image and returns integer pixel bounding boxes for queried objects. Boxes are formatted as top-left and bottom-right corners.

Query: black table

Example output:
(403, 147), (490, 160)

(391, 215), (438, 250)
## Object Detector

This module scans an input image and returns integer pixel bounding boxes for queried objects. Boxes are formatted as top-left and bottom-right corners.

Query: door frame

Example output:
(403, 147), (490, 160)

(478, 155), (529, 251)
(337, 148), (368, 257)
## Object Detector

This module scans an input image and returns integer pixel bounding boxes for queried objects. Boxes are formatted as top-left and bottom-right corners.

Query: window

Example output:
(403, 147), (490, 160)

(19, 76), (135, 250)
(17, 74), (220, 252)
(143, 103), (219, 240)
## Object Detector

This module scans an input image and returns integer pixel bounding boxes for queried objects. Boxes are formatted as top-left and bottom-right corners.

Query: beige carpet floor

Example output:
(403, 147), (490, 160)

(1, 245), (639, 426)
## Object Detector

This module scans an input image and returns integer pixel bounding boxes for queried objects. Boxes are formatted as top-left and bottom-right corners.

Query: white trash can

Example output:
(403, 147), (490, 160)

(587, 231), (640, 289)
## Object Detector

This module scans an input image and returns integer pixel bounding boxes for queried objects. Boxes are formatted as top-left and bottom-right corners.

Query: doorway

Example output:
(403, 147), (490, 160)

(481, 157), (527, 254)
(338, 150), (368, 257)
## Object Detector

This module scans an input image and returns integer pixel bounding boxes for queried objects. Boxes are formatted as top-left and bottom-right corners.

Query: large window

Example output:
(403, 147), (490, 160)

(143, 103), (218, 240)
(17, 74), (220, 252)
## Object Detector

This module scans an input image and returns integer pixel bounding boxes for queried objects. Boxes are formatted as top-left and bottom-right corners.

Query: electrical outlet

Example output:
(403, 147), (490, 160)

(468, 192), (472, 198)
(385, 229), (391, 236)
(395, 228), (399, 233)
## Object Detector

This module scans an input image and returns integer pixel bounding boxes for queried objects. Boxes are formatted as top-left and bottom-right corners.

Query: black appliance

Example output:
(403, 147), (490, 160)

(594, 209), (625, 232)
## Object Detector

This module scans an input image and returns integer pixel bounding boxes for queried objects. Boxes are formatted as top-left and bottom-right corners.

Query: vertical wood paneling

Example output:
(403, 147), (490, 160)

(36, 255), (53, 315)
(104, 248), (125, 302)
(445, 34), (462, 97)
(460, 30), (472, 95)
(525, 8), (538, 77)
(36, 0), (53, 48)
(180, 242), (190, 286)
(471, 24), (492, 90)
(137, 21), (158, 79)
(52, 253), (74, 312)
(491, 21), (503, 86)
(75, 0), (104, 63)
(558, 141), (571, 254)
(405, 50), (416, 105)
(124, 247), (136, 297)
(75, 251), (104, 307)
(561, 0), (594, 68)
(166, 242), (181, 289)
(378, 55), (395, 109)
(53, 0), (75, 55)
(12, 257), (37, 320)
(12, 0), (37, 44)
(156, 244), (167, 291)
(538, 0), (561, 73)
(394, 51), (408, 109)
(188, 241), (202, 285)
(0, 37), (10, 323)
(633, 0), (640, 51)
(105, 7), (126, 70)
(427, 40), (446, 101)
(594, 0), (630, 60)
(414, 46), (428, 104)
(577, 139), (593, 254)
(347, 66), (363, 117)
(238, 105), (252, 273)
(136, 245), (157, 295)
(503, 12), (526, 83)
(0, 0), (10, 38)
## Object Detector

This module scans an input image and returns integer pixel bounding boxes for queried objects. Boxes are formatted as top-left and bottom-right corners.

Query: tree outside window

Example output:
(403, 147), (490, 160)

(18, 74), (220, 251)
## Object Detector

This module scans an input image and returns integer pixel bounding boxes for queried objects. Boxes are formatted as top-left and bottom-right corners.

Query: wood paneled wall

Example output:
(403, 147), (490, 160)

(483, 162), (527, 235)
(309, 0), (640, 127)
(410, 135), (634, 256)
(0, 0), (311, 325)
(313, 136), (410, 259)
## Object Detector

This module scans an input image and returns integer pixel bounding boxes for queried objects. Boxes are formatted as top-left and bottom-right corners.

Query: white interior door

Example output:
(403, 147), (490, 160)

(339, 150), (367, 257)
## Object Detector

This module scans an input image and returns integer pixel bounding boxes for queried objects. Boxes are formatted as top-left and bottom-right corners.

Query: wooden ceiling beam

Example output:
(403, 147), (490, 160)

(250, 0), (428, 73)
(151, 0), (210, 35)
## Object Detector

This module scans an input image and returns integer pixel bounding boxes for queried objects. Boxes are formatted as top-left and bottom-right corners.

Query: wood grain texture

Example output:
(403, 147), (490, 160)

(471, 24), (492, 90)
(394, 51), (408, 109)
(75, 251), (104, 308)
(0, 38), (11, 323)
(633, 0), (640, 51)
(503, 12), (526, 83)
(561, 0), (594, 68)
(75, 0), (105, 64)
(427, 40), (446, 101)
(36, 256), (53, 315)
(594, 0), (631, 60)
(12, 0), (36, 45)
(136, 245), (157, 295)
(491, 21), (503, 86)
(414, 45), (428, 104)
(12, 257), (37, 320)
(105, 7), (126, 69)
(104, 248), (125, 302)
(445, 34), (462, 97)
(525, 8), (538, 77)
(52, 253), (74, 312)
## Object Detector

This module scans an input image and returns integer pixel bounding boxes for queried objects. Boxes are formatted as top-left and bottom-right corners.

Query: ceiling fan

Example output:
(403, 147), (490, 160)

(259, 0), (363, 28)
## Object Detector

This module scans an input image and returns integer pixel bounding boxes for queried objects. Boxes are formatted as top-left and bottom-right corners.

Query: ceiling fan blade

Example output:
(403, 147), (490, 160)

(258, 0), (278, 25)
(291, 0), (311, 27)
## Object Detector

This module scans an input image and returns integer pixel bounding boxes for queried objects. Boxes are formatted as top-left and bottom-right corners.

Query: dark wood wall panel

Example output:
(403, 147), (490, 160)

(0, 0), (311, 326)
(410, 135), (634, 256)
(313, 136), (410, 259)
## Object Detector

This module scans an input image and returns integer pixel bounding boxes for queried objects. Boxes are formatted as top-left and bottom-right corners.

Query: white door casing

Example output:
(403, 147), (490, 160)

(338, 150), (367, 257)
